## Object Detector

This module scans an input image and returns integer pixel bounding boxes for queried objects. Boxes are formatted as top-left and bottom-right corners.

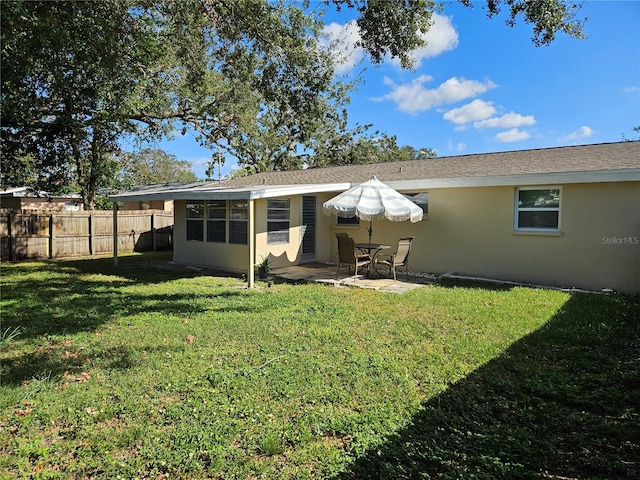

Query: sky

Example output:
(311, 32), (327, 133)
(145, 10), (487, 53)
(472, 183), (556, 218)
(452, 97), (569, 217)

(157, 0), (640, 180)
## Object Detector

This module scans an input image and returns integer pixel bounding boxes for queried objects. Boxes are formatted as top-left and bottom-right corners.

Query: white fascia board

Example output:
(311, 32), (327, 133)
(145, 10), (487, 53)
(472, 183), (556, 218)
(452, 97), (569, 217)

(386, 169), (640, 191)
(111, 188), (253, 202)
(248, 183), (352, 199)
(111, 183), (352, 202)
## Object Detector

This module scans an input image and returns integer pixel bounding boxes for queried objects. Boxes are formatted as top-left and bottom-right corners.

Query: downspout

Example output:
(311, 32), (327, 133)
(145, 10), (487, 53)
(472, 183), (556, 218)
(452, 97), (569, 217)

(248, 197), (255, 288)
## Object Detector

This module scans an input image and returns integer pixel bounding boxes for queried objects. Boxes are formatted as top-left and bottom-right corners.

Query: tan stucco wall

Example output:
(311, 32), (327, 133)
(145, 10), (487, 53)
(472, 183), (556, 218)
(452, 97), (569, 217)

(122, 199), (173, 211)
(173, 199), (250, 273)
(323, 182), (639, 293)
(254, 196), (302, 268)
(173, 196), (319, 274)
(174, 182), (639, 293)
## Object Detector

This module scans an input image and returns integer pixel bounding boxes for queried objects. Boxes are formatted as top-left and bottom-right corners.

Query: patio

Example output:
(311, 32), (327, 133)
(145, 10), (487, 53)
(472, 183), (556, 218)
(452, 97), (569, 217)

(270, 263), (436, 294)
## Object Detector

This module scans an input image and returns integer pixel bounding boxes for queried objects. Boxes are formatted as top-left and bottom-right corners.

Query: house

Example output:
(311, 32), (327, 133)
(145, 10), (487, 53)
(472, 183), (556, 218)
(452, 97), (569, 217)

(0, 187), (83, 211)
(121, 199), (174, 211)
(111, 141), (640, 293)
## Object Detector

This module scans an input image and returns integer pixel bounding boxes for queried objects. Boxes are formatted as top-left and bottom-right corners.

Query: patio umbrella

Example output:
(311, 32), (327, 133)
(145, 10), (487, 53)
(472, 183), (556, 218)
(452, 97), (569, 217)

(323, 176), (423, 244)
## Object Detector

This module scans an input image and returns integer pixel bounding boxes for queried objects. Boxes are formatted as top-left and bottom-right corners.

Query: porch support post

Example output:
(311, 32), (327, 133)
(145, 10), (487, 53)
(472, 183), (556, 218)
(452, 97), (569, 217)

(247, 197), (255, 288)
(113, 202), (119, 267)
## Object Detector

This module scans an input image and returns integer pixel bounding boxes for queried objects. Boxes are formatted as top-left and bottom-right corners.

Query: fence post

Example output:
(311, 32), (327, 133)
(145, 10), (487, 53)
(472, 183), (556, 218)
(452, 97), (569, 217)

(7, 212), (14, 261)
(49, 214), (55, 259)
(152, 213), (157, 251)
(89, 212), (94, 256)
(9, 212), (16, 261)
(113, 203), (118, 266)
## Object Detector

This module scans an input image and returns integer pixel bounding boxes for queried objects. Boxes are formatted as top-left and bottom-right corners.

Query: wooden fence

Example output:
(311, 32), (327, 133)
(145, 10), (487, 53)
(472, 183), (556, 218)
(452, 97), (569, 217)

(0, 210), (173, 261)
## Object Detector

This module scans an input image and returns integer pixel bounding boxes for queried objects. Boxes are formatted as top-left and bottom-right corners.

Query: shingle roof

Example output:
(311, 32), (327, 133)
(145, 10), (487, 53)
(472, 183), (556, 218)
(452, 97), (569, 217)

(111, 141), (640, 201)
(221, 141), (640, 188)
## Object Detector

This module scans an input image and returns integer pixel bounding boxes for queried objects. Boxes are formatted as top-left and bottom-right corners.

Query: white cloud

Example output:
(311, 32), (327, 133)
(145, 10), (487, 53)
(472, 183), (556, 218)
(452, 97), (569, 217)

(496, 128), (530, 142)
(322, 21), (364, 75)
(622, 86), (640, 94)
(382, 76), (497, 113)
(323, 13), (458, 74)
(559, 126), (595, 141)
(447, 140), (466, 152)
(443, 99), (496, 124)
(474, 112), (536, 129)
(389, 13), (459, 68)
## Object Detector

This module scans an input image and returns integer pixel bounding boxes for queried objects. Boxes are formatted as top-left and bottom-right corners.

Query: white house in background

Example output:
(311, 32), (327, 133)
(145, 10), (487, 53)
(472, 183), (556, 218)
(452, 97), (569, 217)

(111, 141), (640, 293)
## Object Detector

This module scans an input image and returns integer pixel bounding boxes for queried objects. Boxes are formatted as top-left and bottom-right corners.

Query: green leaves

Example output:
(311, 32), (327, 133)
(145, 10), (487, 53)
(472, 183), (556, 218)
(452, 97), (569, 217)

(1, 0), (586, 202)
(118, 148), (197, 188)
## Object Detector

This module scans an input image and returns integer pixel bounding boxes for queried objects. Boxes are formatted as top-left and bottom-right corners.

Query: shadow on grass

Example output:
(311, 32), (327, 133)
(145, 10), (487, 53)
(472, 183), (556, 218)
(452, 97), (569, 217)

(337, 293), (640, 480)
(1, 253), (254, 338)
(1, 253), (260, 385)
(2, 255), (258, 332)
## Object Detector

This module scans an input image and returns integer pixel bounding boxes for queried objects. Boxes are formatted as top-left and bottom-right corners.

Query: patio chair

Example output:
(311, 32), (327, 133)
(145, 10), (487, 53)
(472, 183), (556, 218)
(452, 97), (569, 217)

(375, 236), (414, 281)
(336, 234), (371, 281)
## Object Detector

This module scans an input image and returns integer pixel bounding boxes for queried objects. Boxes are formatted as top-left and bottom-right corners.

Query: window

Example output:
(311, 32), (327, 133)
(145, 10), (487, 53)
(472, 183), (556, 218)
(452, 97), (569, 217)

(186, 201), (204, 241)
(404, 192), (428, 216)
(267, 199), (290, 244)
(337, 216), (359, 225)
(206, 200), (226, 243)
(229, 199), (248, 244)
(515, 187), (560, 231)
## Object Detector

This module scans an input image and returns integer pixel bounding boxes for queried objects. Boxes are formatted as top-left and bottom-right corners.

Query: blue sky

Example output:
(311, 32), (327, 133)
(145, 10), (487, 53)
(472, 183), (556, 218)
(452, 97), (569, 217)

(159, 0), (640, 180)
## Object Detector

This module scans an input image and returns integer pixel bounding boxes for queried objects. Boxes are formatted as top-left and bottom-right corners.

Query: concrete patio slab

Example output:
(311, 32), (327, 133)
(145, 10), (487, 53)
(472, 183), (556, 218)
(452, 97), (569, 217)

(270, 263), (435, 294)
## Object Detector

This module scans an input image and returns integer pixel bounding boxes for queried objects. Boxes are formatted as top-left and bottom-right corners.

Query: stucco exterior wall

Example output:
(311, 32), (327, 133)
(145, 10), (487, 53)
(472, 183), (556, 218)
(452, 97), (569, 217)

(122, 199), (173, 211)
(173, 199), (250, 273)
(254, 196), (302, 268)
(324, 182), (639, 293)
(173, 196), (319, 274)
(174, 181), (639, 293)
(430, 182), (638, 293)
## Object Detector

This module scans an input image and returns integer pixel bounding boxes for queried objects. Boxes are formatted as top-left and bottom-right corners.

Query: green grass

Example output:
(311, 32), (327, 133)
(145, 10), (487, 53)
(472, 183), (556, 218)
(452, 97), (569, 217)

(1, 253), (638, 479)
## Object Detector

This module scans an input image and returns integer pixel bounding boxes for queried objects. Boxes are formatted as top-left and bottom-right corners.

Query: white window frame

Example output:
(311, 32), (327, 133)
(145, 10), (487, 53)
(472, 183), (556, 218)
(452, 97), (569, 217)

(514, 186), (561, 232)
(186, 200), (205, 241)
(229, 199), (248, 245)
(267, 198), (290, 244)
(206, 200), (227, 243)
(404, 192), (428, 217)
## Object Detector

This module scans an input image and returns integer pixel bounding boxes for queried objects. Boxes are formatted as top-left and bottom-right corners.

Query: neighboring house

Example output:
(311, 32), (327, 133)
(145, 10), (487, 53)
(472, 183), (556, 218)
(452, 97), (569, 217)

(111, 141), (640, 293)
(121, 199), (174, 211)
(0, 187), (83, 211)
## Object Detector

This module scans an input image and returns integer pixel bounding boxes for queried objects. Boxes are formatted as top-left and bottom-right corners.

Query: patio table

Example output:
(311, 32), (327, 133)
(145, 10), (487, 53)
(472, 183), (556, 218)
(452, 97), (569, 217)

(355, 243), (390, 277)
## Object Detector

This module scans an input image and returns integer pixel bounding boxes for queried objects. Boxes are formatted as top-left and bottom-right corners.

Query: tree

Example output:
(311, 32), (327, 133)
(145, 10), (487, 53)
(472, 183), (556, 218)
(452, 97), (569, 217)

(309, 131), (438, 168)
(1, 0), (352, 198)
(2, 0), (586, 203)
(118, 149), (197, 188)
(622, 125), (640, 141)
(0, 1), (172, 209)
(340, 0), (585, 68)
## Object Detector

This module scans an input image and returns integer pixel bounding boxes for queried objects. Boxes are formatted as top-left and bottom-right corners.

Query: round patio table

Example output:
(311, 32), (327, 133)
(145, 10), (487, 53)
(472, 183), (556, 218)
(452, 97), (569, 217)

(355, 243), (390, 278)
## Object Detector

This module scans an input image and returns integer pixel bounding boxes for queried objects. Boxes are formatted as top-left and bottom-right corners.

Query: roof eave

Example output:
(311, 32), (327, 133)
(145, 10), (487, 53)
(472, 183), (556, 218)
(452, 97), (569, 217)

(386, 169), (640, 190)
(110, 183), (353, 202)
(110, 168), (640, 202)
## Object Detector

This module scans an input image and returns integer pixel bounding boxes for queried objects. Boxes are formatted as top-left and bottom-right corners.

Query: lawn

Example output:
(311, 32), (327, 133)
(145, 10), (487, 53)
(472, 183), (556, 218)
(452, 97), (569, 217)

(1, 253), (638, 479)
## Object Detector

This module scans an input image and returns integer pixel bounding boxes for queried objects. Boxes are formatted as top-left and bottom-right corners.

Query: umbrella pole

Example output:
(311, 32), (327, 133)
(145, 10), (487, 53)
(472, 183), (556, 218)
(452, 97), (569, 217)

(367, 221), (372, 246)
